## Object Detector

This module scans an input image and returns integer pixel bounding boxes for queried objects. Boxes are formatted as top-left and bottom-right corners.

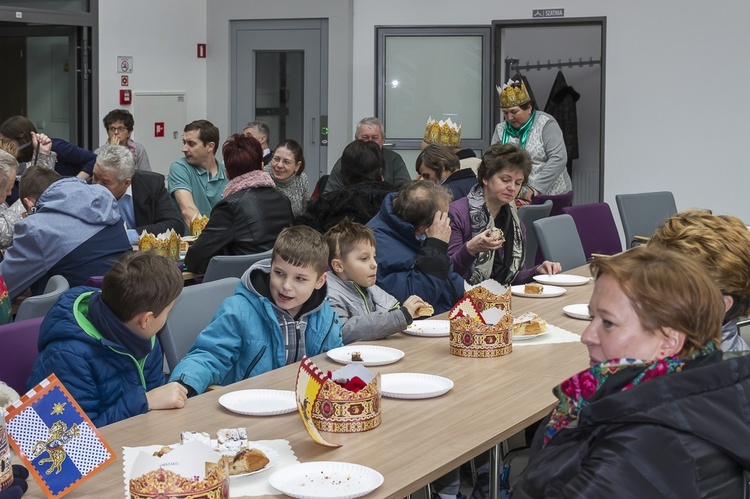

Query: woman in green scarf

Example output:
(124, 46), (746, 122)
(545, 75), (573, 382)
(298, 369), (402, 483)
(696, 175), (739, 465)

(491, 79), (571, 204)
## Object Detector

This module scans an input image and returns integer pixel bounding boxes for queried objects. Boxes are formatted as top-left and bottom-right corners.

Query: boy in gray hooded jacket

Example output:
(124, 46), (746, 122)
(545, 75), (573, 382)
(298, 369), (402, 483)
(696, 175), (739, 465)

(325, 219), (430, 344)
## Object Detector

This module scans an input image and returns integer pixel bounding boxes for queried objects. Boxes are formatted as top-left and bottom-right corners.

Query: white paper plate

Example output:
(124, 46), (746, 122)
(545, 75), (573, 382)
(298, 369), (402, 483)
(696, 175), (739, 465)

(380, 373), (454, 399)
(403, 319), (450, 337)
(513, 329), (550, 341)
(227, 442), (280, 479)
(268, 461), (384, 499)
(511, 284), (566, 298)
(218, 389), (297, 416)
(327, 345), (404, 366)
(563, 303), (593, 320)
(533, 274), (590, 286)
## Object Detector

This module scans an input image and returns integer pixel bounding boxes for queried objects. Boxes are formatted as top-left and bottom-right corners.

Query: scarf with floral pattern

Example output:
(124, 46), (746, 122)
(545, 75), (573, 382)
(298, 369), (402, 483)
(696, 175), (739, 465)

(543, 342), (716, 444)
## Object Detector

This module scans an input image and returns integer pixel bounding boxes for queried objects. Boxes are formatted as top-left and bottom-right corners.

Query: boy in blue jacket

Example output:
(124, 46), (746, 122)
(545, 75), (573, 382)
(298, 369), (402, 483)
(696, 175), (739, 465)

(170, 225), (343, 395)
(27, 252), (187, 427)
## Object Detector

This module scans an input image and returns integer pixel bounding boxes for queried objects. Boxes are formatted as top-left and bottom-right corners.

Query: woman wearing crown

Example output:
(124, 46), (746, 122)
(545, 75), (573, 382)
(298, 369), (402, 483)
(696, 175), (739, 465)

(492, 79), (571, 204)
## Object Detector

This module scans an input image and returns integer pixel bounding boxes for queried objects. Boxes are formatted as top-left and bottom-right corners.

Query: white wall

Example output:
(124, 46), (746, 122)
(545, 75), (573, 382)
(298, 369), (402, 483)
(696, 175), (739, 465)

(98, 0), (750, 222)
(97, 0), (207, 170)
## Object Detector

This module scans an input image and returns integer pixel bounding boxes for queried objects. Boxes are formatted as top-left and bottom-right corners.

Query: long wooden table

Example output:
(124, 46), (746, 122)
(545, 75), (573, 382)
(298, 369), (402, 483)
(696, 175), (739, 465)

(23, 266), (594, 498)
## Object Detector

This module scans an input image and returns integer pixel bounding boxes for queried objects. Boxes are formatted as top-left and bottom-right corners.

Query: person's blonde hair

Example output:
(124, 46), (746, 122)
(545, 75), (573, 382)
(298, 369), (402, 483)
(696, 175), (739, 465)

(589, 246), (724, 356)
(648, 209), (750, 322)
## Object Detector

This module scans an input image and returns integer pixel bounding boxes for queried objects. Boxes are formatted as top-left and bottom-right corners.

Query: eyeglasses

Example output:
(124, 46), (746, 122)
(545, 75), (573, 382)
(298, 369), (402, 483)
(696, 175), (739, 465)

(107, 126), (129, 133)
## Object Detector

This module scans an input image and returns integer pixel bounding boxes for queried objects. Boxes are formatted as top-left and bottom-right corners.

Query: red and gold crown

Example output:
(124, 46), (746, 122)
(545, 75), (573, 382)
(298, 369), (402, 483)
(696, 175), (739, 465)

(423, 116), (462, 148)
(497, 79), (531, 109)
(448, 295), (513, 358)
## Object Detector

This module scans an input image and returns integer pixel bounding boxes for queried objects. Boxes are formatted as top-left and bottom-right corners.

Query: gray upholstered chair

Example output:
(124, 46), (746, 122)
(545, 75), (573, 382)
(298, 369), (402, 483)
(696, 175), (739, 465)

(201, 249), (273, 283)
(160, 277), (240, 371)
(533, 214), (587, 271)
(517, 200), (553, 268)
(15, 275), (69, 322)
(615, 191), (677, 248)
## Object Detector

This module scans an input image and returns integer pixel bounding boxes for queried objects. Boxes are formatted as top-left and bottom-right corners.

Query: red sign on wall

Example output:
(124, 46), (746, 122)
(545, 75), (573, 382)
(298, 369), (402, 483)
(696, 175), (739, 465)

(154, 122), (165, 138)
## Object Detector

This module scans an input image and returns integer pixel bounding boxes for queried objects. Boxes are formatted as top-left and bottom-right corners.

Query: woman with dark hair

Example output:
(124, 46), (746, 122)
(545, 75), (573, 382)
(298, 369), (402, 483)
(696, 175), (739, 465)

(513, 246), (750, 497)
(185, 134), (293, 274)
(492, 79), (571, 204)
(0, 115), (96, 179)
(448, 142), (560, 285)
(296, 140), (396, 233)
(95, 109), (152, 171)
(265, 139), (308, 217)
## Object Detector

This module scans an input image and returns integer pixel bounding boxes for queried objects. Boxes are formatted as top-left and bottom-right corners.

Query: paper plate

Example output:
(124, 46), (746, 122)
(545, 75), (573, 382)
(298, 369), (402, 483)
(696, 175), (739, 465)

(403, 319), (450, 337)
(327, 345), (404, 366)
(513, 330), (551, 341)
(268, 461), (384, 499)
(380, 373), (454, 399)
(218, 389), (297, 416)
(510, 284), (566, 298)
(533, 274), (590, 286)
(563, 303), (593, 320)
(227, 442), (280, 479)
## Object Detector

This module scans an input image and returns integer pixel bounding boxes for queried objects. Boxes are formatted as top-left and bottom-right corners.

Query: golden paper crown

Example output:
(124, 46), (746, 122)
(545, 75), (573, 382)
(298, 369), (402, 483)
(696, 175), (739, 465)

(423, 116), (462, 148)
(449, 296), (513, 358)
(138, 229), (181, 261)
(497, 79), (531, 109)
(465, 283), (512, 312)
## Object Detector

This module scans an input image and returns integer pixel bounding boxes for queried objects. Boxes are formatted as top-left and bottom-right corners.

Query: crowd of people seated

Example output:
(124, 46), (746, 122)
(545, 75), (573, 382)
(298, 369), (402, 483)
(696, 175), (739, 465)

(2, 79), (750, 499)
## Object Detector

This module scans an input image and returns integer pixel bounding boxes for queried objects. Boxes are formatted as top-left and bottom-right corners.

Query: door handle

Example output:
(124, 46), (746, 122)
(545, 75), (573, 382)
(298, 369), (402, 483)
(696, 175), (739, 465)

(311, 117), (316, 145)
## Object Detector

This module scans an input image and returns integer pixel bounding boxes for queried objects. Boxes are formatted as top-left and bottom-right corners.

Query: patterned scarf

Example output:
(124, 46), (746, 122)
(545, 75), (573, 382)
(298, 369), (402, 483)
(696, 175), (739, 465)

(543, 342), (716, 444)
(501, 109), (536, 150)
(465, 184), (523, 285)
(222, 170), (275, 197)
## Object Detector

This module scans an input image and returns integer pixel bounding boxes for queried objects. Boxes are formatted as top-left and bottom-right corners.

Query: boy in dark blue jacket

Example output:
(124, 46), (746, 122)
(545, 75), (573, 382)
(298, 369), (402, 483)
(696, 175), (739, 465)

(27, 252), (187, 426)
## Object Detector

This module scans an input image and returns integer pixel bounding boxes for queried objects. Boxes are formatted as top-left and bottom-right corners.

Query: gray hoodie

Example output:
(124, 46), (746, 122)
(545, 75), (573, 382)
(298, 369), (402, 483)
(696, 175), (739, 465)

(326, 271), (411, 344)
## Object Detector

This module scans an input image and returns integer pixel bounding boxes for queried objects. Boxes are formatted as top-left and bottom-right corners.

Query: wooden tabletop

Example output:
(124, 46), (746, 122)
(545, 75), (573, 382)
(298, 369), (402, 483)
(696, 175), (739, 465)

(23, 266), (595, 499)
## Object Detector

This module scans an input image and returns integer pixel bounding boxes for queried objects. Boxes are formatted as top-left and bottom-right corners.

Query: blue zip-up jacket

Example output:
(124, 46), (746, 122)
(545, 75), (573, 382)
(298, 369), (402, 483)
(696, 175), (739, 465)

(27, 287), (166, 427)
(169, 261), (343, 394)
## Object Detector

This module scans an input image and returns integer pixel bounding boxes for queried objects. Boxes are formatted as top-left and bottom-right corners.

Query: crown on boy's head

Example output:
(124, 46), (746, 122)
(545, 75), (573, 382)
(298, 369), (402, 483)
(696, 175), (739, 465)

(497, 79), (531, 109)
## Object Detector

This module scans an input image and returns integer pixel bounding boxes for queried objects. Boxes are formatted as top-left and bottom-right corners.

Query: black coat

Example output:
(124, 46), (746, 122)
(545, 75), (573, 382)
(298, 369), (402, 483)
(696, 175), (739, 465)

(131, 171), (185, 236)
(185, 186), (293, 274)
(442, 168), (477, 201)
(512, 350), (750, 498)
(544, 71), (580, 175)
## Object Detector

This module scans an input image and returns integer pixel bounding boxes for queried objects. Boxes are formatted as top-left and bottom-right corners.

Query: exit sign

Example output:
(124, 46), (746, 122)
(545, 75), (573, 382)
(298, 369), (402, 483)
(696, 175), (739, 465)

(533, 8), (564, 17)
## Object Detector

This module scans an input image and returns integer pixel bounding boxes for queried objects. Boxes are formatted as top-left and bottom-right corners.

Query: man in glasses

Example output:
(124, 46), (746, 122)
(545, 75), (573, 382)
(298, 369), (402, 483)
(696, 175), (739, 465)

(96, 109), (152, 172)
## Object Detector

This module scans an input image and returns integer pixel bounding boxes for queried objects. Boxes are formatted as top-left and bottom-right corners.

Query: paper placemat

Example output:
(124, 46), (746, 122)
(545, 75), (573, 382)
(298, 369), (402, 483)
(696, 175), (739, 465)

(512, 324), (580, 346)
(122, 439), (297, 497)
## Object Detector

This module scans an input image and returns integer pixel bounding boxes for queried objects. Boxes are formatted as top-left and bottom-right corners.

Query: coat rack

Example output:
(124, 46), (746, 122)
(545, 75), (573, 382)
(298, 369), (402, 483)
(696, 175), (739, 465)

(504, 56), (601, 80)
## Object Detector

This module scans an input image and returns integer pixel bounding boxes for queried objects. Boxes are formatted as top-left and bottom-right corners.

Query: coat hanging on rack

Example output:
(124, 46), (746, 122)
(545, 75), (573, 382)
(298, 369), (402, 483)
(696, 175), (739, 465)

(544, 70), (580, 177)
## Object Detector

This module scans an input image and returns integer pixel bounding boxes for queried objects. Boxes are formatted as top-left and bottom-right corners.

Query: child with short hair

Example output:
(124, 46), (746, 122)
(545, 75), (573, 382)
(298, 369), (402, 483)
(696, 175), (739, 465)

(170, 225), (343, 395)
(325, 219), (429, 344)
(27, 252), (186, 426)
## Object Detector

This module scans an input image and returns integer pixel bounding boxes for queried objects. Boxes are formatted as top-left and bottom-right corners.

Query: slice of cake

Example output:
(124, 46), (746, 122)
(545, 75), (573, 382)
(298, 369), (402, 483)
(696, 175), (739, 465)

(227, 448), (269, 476)
(513, 312), (548, 336)
(524, 282), (544, 294)
(217, 427), (248, 453)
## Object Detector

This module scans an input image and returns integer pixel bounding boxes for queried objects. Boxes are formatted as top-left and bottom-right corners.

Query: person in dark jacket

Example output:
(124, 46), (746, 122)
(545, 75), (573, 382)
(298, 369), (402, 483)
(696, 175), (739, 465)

(185, 134), (293, 274)
(0, 167), (132, 300)
(367, 180), (464, 315)
(27, 252), (187, 427)
(415, 143), (476, 201)
(297, 140), (395, 233)
(512, 246), (750, 498)
(92, 145), (184, 243)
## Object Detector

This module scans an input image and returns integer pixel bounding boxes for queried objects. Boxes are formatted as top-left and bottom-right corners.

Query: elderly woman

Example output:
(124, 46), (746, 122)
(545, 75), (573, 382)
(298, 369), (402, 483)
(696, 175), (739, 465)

(95, 109), (151, 171)
(296, 140), (395, 233)
(265, 139), (308, 217)
(512, 246), (750, 498)
(492, 79), (571, 203)
(648, 209), (750, 352)
(0, 148), (25, 249)
(448, 143), (560, 285)
(185, 134), (294, 274)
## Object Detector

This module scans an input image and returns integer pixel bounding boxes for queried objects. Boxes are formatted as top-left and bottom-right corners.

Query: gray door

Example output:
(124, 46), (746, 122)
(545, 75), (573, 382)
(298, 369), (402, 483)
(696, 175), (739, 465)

(231, 19), (328, 193)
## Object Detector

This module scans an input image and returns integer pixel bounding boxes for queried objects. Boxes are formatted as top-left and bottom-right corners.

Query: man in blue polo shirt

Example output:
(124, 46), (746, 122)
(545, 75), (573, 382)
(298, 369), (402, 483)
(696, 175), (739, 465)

(167, 119), (228, 230)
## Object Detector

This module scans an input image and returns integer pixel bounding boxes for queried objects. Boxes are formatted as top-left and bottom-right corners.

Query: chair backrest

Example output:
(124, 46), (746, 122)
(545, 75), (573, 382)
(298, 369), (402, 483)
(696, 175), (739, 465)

(531, 190), (574, 217)
(0, 316), (45, 394)
(517, 200), (553, 269)
(562, 203), (622, 259)
(533, 214), (587, 271)
(14, 275), (69, 322)
(615, 191), (677, 248)
(161, 277), (240, 371)
(202, 250), (273, 283)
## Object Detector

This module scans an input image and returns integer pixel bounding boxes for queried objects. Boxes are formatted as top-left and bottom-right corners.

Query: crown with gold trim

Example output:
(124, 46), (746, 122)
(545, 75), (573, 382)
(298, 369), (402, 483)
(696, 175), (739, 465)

(423, 116), (462, 148)
(448, 280), (513, 358)
(497, 79), (531, 109)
